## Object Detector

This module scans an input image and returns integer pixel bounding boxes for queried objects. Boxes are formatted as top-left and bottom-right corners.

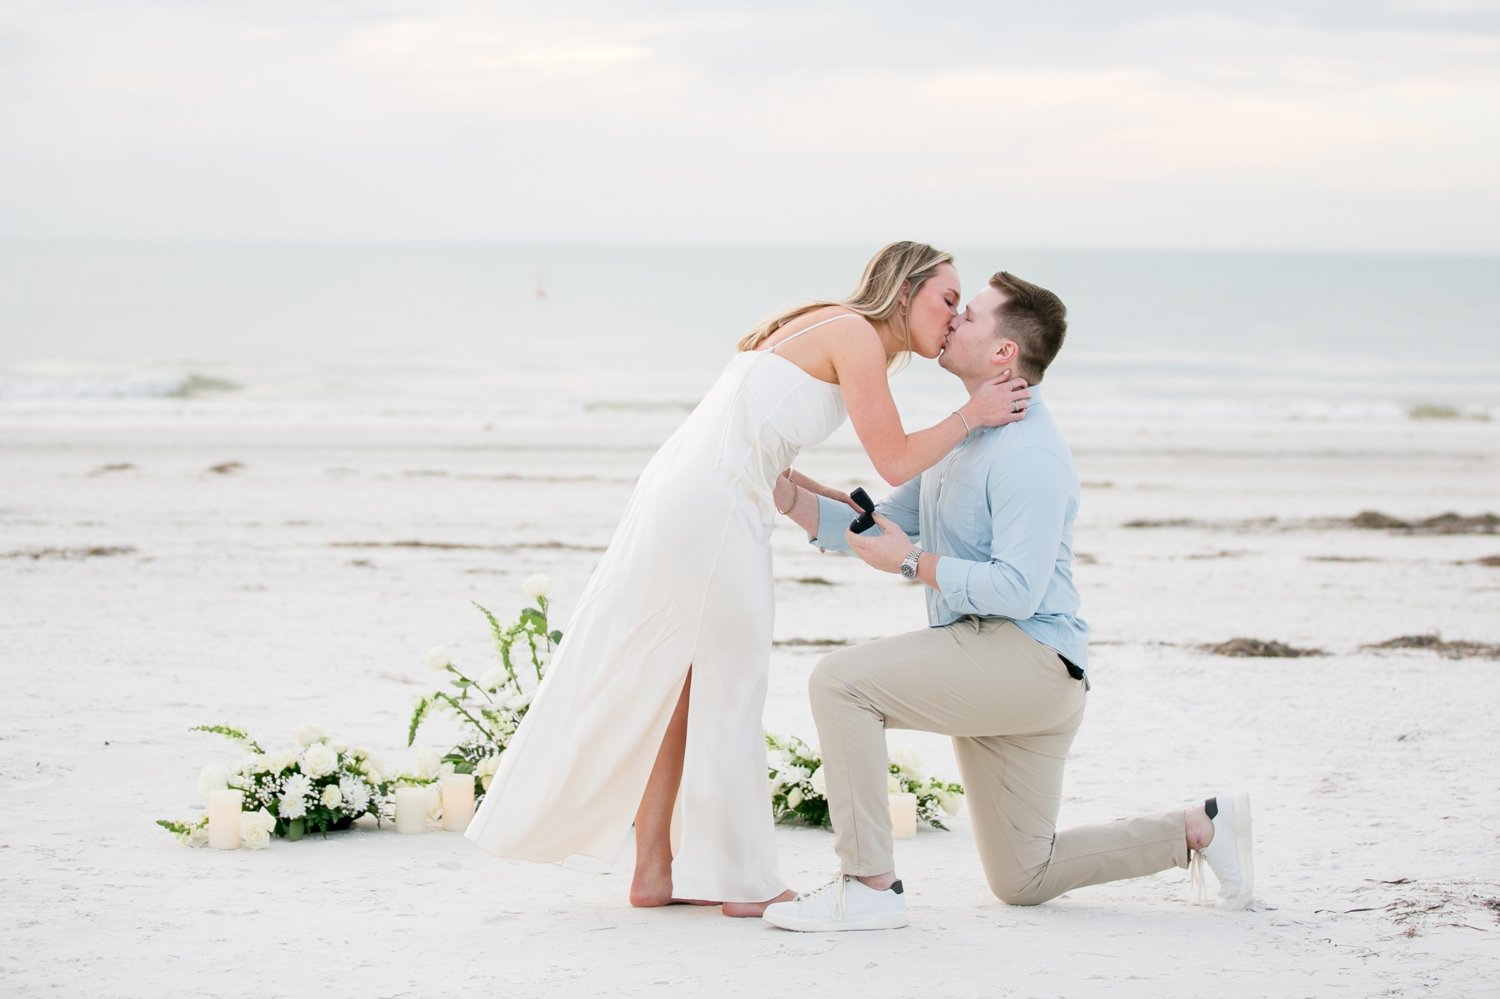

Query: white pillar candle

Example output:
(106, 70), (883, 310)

(440, 774), (475, 831)
(394, 786), (428, 834)
(208, 789), (243, 850)
(889, 792), (918, 840)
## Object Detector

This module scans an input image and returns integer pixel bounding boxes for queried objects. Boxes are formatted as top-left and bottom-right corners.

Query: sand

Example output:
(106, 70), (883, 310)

(2, 411), (1498, 998)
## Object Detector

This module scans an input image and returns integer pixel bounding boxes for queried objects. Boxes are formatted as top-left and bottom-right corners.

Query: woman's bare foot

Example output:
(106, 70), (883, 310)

(722, 889), (796, 918)
(629, 862), (721, 908)
(629, 860), (675, 908)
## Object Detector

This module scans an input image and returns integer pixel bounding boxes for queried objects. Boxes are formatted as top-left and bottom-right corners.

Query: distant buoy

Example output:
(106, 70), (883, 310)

(535, 272), (547, 301)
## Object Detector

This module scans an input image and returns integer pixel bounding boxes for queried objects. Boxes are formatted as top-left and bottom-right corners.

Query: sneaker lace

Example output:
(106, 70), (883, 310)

(1189, 850), (1209, 906)
(800, 875), (849, 917)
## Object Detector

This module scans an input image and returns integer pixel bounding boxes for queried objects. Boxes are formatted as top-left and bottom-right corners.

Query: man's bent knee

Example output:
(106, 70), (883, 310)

(809, 647), (861, 703)
(985, 867), (1050, 907)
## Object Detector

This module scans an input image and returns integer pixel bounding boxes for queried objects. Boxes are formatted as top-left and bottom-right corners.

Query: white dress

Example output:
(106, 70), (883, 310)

(465, 317), (850, 903)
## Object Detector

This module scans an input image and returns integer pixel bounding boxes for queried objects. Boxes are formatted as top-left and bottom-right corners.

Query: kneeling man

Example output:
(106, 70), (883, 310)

(765, 271), (1253, 932)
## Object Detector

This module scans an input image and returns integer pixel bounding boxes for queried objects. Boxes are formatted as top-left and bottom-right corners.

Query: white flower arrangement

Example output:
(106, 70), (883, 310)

(406, 588), (560, 804)
(155, 577), (969, 848)
(158, 724), (392, 844)
(766, 732), (964, 831)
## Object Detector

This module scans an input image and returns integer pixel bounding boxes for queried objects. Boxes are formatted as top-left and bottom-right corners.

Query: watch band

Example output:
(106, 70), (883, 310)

(900, 546), (923, 579)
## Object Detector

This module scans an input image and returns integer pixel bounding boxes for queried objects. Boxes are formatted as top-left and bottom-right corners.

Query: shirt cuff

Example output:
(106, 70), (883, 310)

(933, 554), (970, 612)
(812, 494), (857, 554)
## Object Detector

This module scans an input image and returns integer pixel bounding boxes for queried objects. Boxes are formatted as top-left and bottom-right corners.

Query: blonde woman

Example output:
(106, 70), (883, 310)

(465, 242), (1031, 915)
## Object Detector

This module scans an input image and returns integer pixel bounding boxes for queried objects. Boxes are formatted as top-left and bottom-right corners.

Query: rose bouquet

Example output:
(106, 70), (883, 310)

(158, 723), (392, 845)
(766, 732), (964, 831)
(407, 574), (559, 803)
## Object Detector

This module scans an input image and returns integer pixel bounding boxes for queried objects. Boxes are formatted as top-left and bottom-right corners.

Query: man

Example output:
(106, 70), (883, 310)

(762, 271), (1252, 932)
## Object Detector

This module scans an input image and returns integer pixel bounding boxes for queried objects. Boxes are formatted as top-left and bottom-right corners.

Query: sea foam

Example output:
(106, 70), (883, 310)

(0, 370), (241, 399)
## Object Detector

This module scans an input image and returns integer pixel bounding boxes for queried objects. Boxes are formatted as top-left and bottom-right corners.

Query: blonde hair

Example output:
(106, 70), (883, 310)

(736, 241), (955, 363)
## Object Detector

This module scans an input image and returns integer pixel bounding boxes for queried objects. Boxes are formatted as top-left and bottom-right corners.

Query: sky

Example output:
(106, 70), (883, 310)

(2, 0), (1498, 253)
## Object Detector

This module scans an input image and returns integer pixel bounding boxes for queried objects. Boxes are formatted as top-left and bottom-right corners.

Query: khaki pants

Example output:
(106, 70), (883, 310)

(810, 617), (1187, 905)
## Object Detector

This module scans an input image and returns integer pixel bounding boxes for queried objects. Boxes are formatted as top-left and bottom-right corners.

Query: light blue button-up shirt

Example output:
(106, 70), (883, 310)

(812, 387), (1090, 670)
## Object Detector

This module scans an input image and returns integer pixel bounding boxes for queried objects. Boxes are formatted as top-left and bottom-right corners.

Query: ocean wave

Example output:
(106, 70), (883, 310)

(1042, 394), (1499, 425)
(0, 370), (241, 399)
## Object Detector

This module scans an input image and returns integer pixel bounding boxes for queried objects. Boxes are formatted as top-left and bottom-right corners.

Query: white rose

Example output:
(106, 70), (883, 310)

(321, 784), (343, 809)
(523, 573), (552, 600)
(475, 755), (501, 792)
(361, 757), (385, 784)
(236, 753), (267, 775)
(296, 724), (327, 747)
(266, 750), (298, 773)
(186, 820), (210, 848)
(426, 645), (453, 672)
(198, 764), (229, 800)
(503, 690), (532, 711)
(787, 787), (804, 809)
(301, 743), (338, 779)
(938, 790), (961, 817)
(891, 745), (923, 776)
(809, 766), (828, 798)
(887, 773), (901, 793)
(784, 765), (809, 784)
(240, 812), (273, 850)
(241, 807), (275, 834)
(479, 668), (507, 691)
(413, 745), (442, 781)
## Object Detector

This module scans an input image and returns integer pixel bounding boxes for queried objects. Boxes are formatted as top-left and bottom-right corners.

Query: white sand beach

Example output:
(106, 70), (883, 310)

(2, 411), (1498, 998)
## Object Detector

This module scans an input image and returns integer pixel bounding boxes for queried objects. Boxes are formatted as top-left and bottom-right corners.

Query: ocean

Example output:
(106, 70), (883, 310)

(2, 243), (1496, 436)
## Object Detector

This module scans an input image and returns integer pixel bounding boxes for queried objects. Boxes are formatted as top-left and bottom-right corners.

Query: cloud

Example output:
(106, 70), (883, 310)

(0, 1), (1496, 250)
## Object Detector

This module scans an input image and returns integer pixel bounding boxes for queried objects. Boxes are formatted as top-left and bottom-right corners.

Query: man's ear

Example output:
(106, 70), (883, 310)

(993, 339), (1019, 367)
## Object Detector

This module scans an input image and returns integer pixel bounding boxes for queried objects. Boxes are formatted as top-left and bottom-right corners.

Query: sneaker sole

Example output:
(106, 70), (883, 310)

(762, 910), (908, 932)
(1222, 792), (1254, 911)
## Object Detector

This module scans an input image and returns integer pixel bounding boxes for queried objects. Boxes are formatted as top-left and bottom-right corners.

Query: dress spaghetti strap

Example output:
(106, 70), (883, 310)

(769, 312), (856, 353)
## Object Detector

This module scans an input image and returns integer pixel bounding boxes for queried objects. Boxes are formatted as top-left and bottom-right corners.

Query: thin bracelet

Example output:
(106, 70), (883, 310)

(775, 481), (799, 516)
(952, 410), (971, 434)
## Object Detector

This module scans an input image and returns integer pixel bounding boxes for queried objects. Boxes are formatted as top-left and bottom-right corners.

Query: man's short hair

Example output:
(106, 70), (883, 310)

(990, 272), (1067, 383)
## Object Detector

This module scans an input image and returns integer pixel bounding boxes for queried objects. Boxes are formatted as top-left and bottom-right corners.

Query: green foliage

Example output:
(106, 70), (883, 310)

(189, 724), (263, 753)
(407, 695), (433, 747)
(409, 596), (560, 789)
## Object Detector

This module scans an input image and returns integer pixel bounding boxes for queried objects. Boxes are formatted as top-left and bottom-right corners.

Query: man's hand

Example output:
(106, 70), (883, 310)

(846, 513), (912, 573)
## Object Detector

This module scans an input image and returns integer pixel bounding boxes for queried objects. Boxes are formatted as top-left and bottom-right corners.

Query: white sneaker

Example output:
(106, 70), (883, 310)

(762, 876), (907, 932)
(1190, 793), (1254, 910)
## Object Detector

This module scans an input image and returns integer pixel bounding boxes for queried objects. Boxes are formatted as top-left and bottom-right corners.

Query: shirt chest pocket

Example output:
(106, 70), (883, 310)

(934, 474), (992, 548)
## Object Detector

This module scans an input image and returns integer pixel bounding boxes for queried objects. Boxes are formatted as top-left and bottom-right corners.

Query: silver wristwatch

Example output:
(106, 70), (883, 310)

(899, 545), (923, 580)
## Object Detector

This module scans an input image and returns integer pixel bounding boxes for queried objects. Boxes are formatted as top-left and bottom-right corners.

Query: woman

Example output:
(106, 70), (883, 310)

(465, 242), (1030, 915)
